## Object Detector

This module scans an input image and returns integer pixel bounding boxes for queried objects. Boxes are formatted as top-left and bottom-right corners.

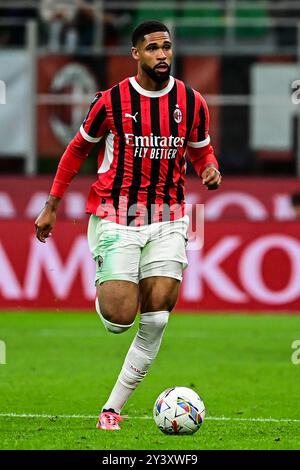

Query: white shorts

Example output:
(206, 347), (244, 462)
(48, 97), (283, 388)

(87, 214), (189, 284)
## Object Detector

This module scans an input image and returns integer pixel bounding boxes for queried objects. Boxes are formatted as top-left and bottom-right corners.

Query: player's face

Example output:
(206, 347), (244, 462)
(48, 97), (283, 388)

(132, 31), (172, 84)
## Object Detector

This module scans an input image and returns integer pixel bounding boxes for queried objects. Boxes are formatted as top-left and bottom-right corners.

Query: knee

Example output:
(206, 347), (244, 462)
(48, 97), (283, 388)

(96, 281), (139, 333)
(140, 279), (179, 313)
(141, 296), (177, 314)
(95, 298), (136, 334)
(101, 304), (136, 326)
(97, 290), (138, 325)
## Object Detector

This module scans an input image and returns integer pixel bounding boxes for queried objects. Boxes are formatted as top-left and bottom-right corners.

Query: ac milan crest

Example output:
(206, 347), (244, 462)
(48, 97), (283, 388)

(97, 256), (103, 271)
(173, 104), (182, 124)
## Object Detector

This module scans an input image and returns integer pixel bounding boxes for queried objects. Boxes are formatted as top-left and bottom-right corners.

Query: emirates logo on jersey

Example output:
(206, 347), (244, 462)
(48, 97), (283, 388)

(173, 104), (182, 124)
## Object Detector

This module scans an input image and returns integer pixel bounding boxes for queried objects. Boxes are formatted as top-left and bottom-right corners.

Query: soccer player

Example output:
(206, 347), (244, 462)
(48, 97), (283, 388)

(35, 20), (221, 430)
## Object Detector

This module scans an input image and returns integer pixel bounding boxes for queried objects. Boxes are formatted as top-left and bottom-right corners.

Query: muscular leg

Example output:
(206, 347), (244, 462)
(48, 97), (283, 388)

(97, 280), (139, 325)
(101, 276), (180, 414)
(139, 276), (180, 313)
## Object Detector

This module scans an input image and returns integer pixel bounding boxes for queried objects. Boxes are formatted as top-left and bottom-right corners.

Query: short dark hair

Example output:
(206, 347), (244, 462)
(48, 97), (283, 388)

(291, 192), (300, 206)
(132, 20), (170, 47)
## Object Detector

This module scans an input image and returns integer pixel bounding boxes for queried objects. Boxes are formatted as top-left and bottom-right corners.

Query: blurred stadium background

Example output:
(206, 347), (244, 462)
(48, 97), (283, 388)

(0, 0), (299, 313)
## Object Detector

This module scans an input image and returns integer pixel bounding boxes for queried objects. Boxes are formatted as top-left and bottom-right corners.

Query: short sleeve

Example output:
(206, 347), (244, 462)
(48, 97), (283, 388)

(187, 93), (210, 148)
(80, 92), (108, 143)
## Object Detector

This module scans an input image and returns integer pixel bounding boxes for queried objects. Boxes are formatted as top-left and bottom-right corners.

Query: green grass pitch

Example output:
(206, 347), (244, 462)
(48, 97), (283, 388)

(0, 311), (300, 450)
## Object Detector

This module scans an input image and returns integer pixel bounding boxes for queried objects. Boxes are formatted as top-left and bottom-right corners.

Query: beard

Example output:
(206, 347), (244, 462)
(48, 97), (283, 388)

(141, 62), (171, 84)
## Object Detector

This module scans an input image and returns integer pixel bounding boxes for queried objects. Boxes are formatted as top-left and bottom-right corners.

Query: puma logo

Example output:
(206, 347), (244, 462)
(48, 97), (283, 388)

(124, 112), (138, 123)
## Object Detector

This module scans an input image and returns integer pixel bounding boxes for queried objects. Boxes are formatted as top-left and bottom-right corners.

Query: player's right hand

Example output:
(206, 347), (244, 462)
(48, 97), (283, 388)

(201, 165), (222, 190)
(35, 205), (57, 243)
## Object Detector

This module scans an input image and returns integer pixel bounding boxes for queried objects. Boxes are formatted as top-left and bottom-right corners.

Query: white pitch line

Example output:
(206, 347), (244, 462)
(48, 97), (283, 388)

(0, 413), (96, 419)
(0, 413), (300, 424)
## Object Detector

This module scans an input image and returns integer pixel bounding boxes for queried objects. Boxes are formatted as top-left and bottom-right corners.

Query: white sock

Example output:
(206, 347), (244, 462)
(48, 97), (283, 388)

(102, 310), (169, 413)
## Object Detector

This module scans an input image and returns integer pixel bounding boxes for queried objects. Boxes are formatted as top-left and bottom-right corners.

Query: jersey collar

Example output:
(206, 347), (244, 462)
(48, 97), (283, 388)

(129, 76), (175, 97)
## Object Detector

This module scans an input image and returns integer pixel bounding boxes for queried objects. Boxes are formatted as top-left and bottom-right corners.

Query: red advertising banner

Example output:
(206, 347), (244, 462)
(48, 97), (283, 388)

(180, 221), (300, 312)
(0, 177), (299, 221)
(0, 220), (299, 312)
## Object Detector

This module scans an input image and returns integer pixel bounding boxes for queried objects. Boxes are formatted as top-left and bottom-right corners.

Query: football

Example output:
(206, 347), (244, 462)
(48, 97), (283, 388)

(153, 386), (205, 435)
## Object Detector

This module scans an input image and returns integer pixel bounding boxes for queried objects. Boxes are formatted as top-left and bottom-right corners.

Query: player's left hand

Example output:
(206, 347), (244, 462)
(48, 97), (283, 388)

(201, 165), (222, 190)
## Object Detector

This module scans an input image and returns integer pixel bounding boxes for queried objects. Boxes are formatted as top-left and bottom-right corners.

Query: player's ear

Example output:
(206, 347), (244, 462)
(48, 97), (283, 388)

(131, 47), (139, 61)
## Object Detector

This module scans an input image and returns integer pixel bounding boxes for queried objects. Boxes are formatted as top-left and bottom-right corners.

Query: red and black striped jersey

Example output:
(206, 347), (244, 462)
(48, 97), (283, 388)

(51, 75), (217, 226)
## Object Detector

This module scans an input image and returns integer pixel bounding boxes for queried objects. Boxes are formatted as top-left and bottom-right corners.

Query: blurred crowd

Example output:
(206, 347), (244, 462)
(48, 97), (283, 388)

(38, 0), (132, 51)
(0, 0), (132, 50)
(0, 0), (299, 50)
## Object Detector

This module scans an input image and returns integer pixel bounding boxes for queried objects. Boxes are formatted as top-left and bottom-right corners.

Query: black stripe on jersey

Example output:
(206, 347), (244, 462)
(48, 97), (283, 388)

(82, 92), (102, 127)
(146, 97), (161, 224)
(111, 85), (125, 213)
(126, 84), (143, 226)
(177, 85), (196, 204)
(176, 156), (185, 205)
(184, 85), (196, 144)
(197, 102), (206, 142)
(88, 104), (107, 138)
(163, 81), (178, 217)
